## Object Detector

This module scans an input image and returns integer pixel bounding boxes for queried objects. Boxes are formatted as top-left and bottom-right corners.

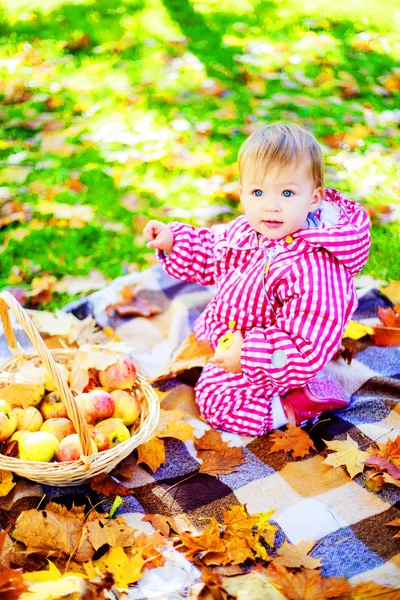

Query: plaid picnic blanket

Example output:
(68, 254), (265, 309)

(0, 265), (399, 597)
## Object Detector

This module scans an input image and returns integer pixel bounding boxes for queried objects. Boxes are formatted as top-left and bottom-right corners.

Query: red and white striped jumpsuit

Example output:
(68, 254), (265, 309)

(158, 189), (371, 436)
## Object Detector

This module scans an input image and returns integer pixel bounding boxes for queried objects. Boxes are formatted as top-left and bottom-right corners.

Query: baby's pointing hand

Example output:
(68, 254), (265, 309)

(143, 220), (174, 254)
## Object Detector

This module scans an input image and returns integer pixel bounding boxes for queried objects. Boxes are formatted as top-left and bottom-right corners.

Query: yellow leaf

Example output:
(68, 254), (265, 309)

(221, 571), (286, 600)
(381, 280), (400, 305)
(21, 575), (91, 600)
(156, 408), (195, 442)
(343, 320), (374, 340)
(323, 435), (369, 478)
(273, 540), (322, 569)
(137, 436), (166, 472)
(0, 470), (16, 497)
(93, 546), (144, 588)
(23, 561), (62, 583)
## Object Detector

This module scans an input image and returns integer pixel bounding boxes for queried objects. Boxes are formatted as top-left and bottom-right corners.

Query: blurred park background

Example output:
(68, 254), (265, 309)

(0, 0), (399, 309)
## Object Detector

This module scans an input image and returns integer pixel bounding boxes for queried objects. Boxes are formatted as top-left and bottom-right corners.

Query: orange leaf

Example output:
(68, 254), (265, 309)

(90, 472), (132, 497)
(372, 326), (400, 347)
(86, 516), (136, 551)
(267, 564), (351, 599)
(377, 305), (400, 327)
(137, 436), (166, 473)
(268, 424), (316, 458)
(111, 453), (137, 480)
(133, 531), (166, 569)
(178, 517), (227, 564)
(195, 429), (245, 476)
(350, 581), (400, 599)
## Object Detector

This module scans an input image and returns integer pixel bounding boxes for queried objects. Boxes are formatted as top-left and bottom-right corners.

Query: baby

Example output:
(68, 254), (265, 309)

(143, 123), (371, 436)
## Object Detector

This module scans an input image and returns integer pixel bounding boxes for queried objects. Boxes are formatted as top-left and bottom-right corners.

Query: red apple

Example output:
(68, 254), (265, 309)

(39, 392), (68, 420)
(98, 357), (137, 391)
(90, 417), (130, 451)
(56, 433), (98, 462)
(40, 417), (75, 442)
(110, 389), (141, 426)
(74, 389), (115, 424)
(0, 400), (17, 442)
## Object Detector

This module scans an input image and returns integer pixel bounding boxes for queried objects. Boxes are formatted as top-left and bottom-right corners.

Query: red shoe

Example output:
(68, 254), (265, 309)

(282, 375), (350, 426)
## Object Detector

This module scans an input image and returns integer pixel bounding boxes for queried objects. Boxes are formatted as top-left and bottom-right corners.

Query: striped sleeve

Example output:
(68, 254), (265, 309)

(240, 251), (355, 390)
(157, 221), (217, 286)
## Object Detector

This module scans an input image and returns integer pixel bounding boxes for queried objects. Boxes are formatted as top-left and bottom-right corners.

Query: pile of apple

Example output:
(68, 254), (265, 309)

(0, 357), (142, 462)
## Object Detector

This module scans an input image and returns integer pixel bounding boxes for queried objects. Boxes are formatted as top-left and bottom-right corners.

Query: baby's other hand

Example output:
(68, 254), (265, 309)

(143, 220), (173, 254)
(209, 330), (243, 374)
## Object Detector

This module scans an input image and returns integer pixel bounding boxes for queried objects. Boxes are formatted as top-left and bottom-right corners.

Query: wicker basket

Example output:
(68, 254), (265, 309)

(0, 291), (160, 486)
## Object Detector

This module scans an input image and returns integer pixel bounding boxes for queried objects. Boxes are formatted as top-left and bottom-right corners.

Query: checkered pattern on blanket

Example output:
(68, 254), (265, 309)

(0, 266), (399, 597)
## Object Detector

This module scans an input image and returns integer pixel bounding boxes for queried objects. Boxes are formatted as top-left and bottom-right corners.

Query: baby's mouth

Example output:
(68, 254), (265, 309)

(263, 220), (283, 226)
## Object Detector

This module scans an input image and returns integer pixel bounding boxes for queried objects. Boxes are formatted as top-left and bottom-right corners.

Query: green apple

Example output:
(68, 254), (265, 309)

(90, 417), (130, 451)
(19, 431), (59, 461)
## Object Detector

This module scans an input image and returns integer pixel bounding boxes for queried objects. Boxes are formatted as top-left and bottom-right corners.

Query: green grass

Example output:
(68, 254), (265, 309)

(0, 0), (399, 309)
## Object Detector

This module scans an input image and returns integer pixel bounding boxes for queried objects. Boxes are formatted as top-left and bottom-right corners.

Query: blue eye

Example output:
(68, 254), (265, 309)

(282, 190), (293, 198)
(253, 189), (263, 197)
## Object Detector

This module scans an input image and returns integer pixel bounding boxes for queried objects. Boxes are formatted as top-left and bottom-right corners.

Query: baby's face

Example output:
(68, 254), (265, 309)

(240, 161), (323, 241)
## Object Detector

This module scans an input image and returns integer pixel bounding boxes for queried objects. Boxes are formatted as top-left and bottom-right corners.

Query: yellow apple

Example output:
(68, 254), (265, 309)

(10, 430), (31, 443)
(0, 399), (17, 441)
(13, 406), (43, 432)
(40, 417), (75, 442)
(39, 391), (68, 420)
(56, 433), (98, 462)
(19, 431), (59, 461)
(90, 418), (130, 451)
(109, 389), (141, 426)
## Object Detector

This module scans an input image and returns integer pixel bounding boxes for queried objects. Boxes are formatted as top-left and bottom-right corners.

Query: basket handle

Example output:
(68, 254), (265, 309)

(0, 291), (93, 458)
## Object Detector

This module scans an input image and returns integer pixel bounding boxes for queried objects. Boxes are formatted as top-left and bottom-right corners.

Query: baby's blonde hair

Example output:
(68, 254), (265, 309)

(238, 123), (324, 187)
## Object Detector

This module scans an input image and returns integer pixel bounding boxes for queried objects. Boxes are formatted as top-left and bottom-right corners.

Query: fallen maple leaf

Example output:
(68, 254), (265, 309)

(105, 285), (162, 318)
(142, 513), (194, 538)
(178, 517), (227, 565)
(323, 435), (369, 478)
(89, 472), (132, 497)
(12, 502), (94, 562)
(267, 564), (351, 600)
(372, 305), (400, 346)
(387, 517), (400, 538)
(0, 568), (28, 599)
(133, 531), (166, 569)
(85, 516), (135, 551)
(223, 505), (278, 562)
(194, 429), (245, 477)
(381, 281), (400, 304)
(350, 581), (400, 599)
(268, 424), (316, 458)
(219, 570), (286, 600)
(92, 546), (144, 588)
(272, 540), (322, 570)
(136, 436), (166, 473)
(365, 435), (400, 479)
(0, 470), (16, 497)
(156, 408), (195, 442)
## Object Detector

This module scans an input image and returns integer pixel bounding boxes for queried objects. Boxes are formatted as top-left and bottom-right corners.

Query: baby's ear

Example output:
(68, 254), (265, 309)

(311, 186), (324, 208)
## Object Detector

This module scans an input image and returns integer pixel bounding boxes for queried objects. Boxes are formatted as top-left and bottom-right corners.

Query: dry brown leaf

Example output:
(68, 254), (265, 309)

(111, 453), (137, 480)
(220, 570), (286, 600)
(137, 436), (166, 473)
(142, 513), (194, 537)
(86, 516), (135, 551)
(89, 472), (132, 497)
(268, 424), (316, 458)
(12, 502), (93, 562)
(195, 429), (245, 477)
(272, 540), (322, 570)
(105, 285), (162, 318)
